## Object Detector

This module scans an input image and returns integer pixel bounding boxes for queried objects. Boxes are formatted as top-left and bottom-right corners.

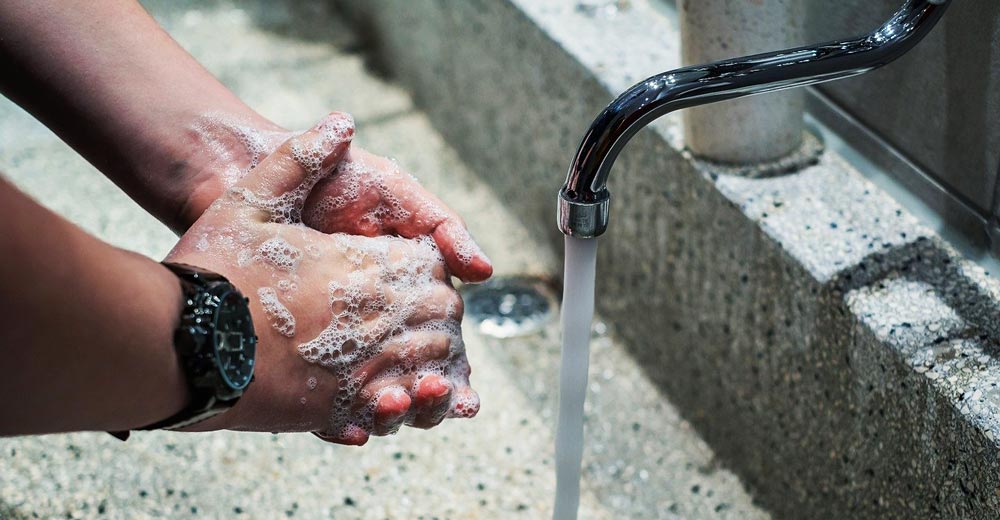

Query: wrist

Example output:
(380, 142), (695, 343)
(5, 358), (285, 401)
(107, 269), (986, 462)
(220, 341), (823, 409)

(127, 261), (261, 434)
(110, 252), (193, 430)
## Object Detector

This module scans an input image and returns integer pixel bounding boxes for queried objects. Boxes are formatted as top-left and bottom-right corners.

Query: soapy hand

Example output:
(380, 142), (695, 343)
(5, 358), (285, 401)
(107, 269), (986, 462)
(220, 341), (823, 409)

(180, 115), (492, 283)
(168, 113), (480, 445)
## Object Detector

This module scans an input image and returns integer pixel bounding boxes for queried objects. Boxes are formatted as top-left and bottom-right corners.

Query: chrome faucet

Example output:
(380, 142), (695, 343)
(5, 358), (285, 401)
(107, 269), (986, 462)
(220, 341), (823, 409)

(557, 0), (951, 239)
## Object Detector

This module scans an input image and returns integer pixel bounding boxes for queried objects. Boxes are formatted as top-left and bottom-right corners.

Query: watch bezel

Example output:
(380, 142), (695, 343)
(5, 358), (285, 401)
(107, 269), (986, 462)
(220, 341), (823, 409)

(210, 286), (256, 391)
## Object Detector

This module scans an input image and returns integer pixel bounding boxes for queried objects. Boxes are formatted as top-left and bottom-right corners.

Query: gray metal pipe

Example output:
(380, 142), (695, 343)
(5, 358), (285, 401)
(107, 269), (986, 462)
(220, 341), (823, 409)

(680, 0), (805, 163)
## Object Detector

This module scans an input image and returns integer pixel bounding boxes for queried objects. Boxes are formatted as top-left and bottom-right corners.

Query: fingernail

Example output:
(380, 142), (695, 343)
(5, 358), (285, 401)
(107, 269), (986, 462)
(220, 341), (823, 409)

(419, 375), (452, 399)
(448, 388), (480, 419)
(341, 423), (370, 446)
(377, 387), (412, 418)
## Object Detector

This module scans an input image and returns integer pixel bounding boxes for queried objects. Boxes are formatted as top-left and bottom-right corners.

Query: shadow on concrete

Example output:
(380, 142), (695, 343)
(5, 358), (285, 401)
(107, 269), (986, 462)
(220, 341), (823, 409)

(831, 235), (1000, 354)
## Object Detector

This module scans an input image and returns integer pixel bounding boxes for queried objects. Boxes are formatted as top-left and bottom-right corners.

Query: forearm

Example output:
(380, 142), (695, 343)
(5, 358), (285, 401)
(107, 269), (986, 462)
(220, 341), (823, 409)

(0, 177), (189, 435)
(0, 0), (277, 231)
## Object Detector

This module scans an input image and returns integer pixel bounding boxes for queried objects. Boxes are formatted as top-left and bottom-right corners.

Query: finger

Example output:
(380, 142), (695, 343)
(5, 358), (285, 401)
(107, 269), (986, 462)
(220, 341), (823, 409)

(379, 173), (493, 283)
(380, 237), (450, 286)
(377, 173), (493, 283)
(303, 156), (386, 236)
(431, 219), (493, 283)
(408, 374), (452, 429)
(442, 356), (478, 420)
(313, 424), (369, 446)
(447, 385), (481, 419)
(330, 233), (440, 280)
(302, 151), (493, 283)
(371, 385), (412, 436)
(403, 284), (464, 326)
(347, 341), (402, 388)
(350, 331), (452, 385)
(234, 112), (354, 215)
(355, 373), (416, 435)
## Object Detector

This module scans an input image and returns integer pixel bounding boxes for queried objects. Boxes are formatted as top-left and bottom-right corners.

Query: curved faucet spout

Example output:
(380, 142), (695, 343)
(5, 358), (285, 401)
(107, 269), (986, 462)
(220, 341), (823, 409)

(558, 0), (951, 238)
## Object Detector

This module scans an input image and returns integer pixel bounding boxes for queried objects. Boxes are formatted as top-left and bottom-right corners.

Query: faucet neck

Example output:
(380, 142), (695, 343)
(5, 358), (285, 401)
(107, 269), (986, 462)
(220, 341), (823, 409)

(559, 0), (951, 238)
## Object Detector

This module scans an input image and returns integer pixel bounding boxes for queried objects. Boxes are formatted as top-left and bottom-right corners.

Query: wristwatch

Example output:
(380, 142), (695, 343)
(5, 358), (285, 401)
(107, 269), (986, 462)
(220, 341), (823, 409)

(110, 262), (257, 440)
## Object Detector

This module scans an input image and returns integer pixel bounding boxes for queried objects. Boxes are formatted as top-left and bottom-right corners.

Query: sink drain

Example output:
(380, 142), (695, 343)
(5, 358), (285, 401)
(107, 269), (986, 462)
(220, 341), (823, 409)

(461, 276), (558, 338)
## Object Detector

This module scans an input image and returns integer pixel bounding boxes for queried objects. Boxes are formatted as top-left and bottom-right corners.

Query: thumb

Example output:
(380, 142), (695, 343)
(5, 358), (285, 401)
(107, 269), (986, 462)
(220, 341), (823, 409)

(234, 112), (354, 222)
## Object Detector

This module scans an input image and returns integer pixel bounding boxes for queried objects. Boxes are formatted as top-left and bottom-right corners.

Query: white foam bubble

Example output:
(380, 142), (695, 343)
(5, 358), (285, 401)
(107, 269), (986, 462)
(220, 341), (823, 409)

(189, 115), (292, 188)
(257, 287), (296, 337)
(236, 114), (355, 225)
(237, 248), (254, 267)
(301, 156), (416, 234)
(256, 236), (302, 272)
(277, 279), (298, 292)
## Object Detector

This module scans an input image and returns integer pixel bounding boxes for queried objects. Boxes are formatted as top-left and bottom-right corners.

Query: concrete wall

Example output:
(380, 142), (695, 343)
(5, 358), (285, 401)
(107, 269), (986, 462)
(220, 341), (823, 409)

(809, 0), (1000, 221)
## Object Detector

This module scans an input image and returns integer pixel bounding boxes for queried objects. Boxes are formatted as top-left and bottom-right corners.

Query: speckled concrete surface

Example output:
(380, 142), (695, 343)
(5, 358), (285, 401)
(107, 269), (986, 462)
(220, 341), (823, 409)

(485, 316), (769, 519)
(0, 1), (767, 518)
(335, 0), (1000, 518)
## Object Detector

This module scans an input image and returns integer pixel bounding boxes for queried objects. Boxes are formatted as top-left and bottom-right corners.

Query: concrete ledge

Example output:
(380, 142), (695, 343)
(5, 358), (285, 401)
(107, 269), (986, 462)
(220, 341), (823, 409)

(335, 0), (1000, 517)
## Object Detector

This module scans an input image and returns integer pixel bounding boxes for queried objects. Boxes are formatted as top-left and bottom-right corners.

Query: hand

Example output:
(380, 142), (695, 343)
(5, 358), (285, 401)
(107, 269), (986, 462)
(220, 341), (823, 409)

(167, 113), (480, 445)
(179, 114), (493, 283)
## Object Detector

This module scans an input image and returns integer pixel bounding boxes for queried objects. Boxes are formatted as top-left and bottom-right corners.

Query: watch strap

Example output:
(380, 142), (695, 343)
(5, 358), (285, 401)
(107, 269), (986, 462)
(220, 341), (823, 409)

(136, 395), (226, 431)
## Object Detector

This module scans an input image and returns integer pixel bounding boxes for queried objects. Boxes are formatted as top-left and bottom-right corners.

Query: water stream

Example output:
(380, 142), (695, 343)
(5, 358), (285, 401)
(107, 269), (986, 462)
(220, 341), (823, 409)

(553, 236), (599, 520)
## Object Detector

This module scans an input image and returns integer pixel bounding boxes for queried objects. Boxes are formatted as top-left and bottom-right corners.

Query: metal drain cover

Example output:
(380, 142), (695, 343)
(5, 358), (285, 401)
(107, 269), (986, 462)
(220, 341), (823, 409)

(461, 276), (558, 338)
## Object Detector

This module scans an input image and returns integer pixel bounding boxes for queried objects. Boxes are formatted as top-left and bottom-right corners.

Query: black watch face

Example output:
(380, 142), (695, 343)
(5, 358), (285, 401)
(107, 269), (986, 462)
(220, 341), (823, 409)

(212, 289), (256, 390)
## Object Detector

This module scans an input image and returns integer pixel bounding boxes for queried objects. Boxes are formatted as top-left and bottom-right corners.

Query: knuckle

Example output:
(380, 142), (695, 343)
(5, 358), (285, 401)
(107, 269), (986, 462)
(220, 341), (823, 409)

(382, 343), (405, 366)
(424, 335), (451, 359)
(448, 290), (464, 319)
(435, 286), (464, 320)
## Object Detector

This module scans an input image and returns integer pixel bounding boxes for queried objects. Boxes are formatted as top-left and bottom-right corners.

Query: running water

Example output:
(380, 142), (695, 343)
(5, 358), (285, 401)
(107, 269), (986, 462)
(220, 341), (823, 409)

(553, 236), (599, 520)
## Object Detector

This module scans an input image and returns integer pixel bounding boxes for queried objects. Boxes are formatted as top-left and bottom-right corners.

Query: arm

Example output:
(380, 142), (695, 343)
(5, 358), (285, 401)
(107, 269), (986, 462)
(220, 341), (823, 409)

(0, 0), (278, 232)
(0, 176), (190, 435)
(0, 0), (493, 282)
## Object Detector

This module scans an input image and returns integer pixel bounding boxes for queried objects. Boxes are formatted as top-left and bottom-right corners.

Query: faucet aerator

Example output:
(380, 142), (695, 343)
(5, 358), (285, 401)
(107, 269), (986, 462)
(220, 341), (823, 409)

(558, 190), (610, 239)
